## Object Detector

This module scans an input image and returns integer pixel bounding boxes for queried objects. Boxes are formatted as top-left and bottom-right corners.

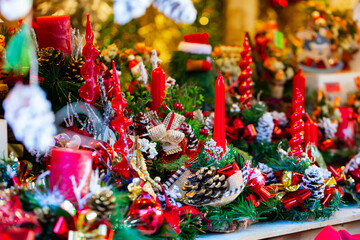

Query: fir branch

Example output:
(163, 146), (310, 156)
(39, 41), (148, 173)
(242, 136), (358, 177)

(125, 83), (151, 114)
(239, 103), (265, 126)
(266, 154), (310, 174)
(164, 85), (205, 113)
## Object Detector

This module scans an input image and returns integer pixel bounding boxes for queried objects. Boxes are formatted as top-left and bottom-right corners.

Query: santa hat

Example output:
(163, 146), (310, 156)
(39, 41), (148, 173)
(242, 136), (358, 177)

(178, 33), (212, 55)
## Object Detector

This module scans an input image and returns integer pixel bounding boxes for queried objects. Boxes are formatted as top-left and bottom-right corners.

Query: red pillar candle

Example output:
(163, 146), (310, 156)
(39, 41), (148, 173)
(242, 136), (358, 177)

(150, 64), (166, 112)
(292, 69), (306, 104)
(49, 148), (93, 202)
(213, 72), (226, 151)
(36, 15), (72, 54)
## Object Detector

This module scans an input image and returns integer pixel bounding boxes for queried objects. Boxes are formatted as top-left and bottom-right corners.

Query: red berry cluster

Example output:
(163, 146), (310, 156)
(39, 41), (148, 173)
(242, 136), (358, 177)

(200, 128), (210, 137)
(172, 102), (184, 112)
(184, 112), (194, 120)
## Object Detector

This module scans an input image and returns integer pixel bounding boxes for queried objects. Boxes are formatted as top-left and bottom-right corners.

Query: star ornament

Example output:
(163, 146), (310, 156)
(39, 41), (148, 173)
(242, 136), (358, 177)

(343, 124), (354, 140)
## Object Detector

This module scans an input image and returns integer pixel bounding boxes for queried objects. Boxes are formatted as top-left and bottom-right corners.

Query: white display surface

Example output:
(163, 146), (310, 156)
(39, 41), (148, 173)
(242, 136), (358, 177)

(200, 205), (360, 240)
(304, 71), (360, 104)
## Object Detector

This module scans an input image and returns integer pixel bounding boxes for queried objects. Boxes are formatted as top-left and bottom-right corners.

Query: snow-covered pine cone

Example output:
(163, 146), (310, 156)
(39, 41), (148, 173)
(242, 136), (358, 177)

(301, 165), (325, 202)
(180, 122), (198, 152)
(256, 112), (275, 143)
(258, 163), (278, 185)
(132, 112), (150, 137)
(318, 117), (338, 139)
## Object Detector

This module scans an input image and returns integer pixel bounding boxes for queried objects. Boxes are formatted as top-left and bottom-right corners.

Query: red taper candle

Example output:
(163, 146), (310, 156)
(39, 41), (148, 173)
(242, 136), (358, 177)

(213, 72), (226, 151)
(49, 148), (93, 202)
(36, 15), (72, 54)
(292, 69), (306, 104)
(150, 64), (166, 112)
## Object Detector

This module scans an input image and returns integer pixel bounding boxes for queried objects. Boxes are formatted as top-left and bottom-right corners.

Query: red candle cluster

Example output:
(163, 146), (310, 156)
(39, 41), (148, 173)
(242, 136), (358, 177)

(110, 61), (132, 159)
(79, 15), (100, 104)
(36, 15), (72, 54)
(292, 69), (306, 104)
(213, 72), (226, 151)
(150, 64), (166, 112)
(237, 34), (253, 110)
(289, 88), (305, 157)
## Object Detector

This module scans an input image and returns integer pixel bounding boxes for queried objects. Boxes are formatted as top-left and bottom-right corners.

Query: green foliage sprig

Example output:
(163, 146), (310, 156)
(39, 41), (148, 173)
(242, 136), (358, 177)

(125, 83), (152, 115)
(164, 85), (204, 113)
(239, 103), (266, 126)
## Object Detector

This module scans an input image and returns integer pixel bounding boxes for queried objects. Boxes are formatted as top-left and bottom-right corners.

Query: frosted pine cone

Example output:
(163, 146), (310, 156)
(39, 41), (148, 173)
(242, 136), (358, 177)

(258, 163), (277, 185)
(256, 112), (275, 143)
(301, 165), (325, 202)
(318, 117), (338, 139)
(180, 123), (198, 152)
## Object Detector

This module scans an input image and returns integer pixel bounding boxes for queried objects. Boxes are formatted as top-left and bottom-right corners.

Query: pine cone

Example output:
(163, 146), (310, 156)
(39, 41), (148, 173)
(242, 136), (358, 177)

(258, 163), (277, 185)
(132, 112), (150, 136)
(34, 206), (56, 223)
(64, 58), (85, 83)
(180, 123), (198, 152)
(38, 47), (65, 70)
(255, 112), (275, 143)
(87, 189), (116, 220)
(182, 166), (228, 204)
(301, 165), (325, 202)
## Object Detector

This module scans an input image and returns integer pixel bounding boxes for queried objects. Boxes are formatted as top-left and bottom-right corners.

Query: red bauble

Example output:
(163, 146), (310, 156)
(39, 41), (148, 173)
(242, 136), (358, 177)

(83, 140), (114, 169)
(128, 198), (164, 235)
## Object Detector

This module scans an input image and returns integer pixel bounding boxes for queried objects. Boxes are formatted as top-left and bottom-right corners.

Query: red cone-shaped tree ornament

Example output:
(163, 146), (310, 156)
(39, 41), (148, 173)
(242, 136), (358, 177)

(289, 88), (305, 157)
(110, 61), (132, 158)
(79, 14), (100, 104)
(238, 33), (253, 110)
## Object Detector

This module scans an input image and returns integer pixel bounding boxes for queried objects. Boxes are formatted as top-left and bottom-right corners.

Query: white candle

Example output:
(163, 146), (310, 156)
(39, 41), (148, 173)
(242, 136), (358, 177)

(0, 120), (8, 159)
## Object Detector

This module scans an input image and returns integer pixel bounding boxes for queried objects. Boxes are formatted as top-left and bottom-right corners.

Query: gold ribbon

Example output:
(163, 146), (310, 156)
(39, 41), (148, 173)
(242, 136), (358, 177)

(274, 171), (301, 201)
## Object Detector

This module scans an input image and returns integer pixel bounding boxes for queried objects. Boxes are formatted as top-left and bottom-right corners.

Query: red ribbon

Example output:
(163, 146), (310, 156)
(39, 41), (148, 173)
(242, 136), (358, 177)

(282, 189), (312, 211)
(217, 162), (240, 178)
(243, 124), (257, 140)
(319, 139), (334, 151)
(247, 169), (277, 205)
(328, 166), (345, 184)
(225, 117), (244, 142)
